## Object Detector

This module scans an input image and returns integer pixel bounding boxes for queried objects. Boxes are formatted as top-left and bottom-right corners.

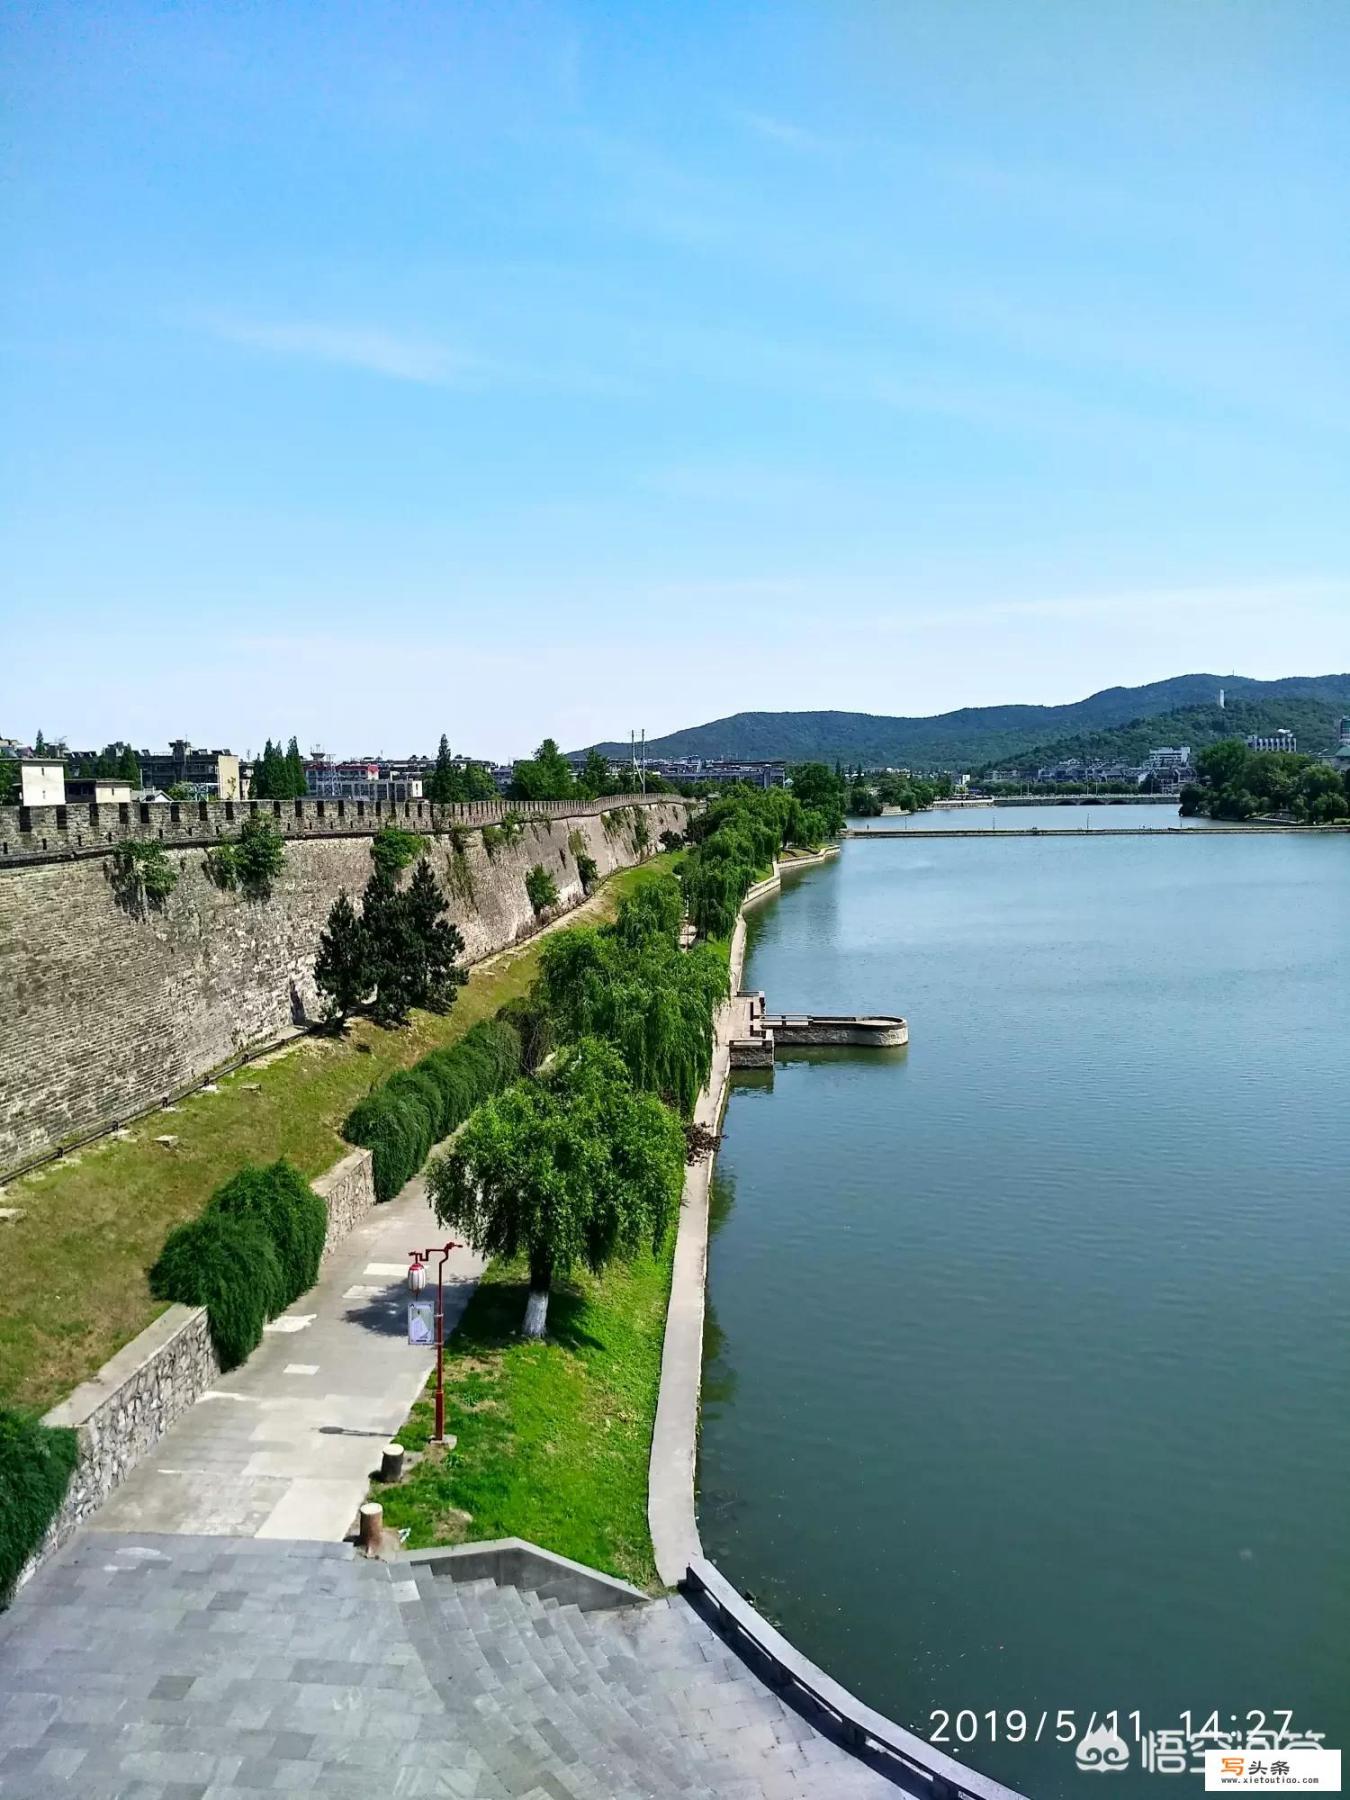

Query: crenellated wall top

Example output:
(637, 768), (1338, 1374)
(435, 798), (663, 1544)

(0, 792), (686, 867)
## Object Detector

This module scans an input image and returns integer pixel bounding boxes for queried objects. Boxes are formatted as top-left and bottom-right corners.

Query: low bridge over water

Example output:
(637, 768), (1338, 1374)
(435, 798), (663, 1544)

(843, 825), (1342, 839)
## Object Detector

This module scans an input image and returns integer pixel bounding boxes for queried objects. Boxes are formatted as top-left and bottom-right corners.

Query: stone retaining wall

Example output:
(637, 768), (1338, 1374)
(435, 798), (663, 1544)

(312, 1147), (377, 1260)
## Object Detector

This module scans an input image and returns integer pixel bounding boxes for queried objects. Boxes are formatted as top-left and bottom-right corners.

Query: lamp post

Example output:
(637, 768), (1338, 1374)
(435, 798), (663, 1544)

(408, 1241), (462, 1443)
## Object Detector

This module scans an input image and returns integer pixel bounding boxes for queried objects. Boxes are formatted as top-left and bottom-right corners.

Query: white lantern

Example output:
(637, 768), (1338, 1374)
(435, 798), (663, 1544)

(407, 1261), (426, 1295)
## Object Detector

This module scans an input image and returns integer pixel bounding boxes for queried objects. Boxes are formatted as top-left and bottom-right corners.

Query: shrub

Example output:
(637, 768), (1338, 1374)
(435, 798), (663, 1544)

(499, 810), (525, 844)
(370, 825), (429, 880)
(343, 1017), (524, 1199)
(525, 863), (559, 914)
(205, 816), (287, 897)
(209, 1161), (327, 1301)
(659, 829), (684, 853)
(576, 852), (598, 893)
(110, 840), (178, 907)
(234, 815), (287, 895)
(0, 1410), (78, 1600)
(481, 824), (503, 857)
(149, 1211), (286, 1370)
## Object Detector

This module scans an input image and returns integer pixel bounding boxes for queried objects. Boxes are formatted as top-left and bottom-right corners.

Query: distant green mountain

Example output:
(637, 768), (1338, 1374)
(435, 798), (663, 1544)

(987, 697), (1347, 773)
(579, 674), (1350, 770)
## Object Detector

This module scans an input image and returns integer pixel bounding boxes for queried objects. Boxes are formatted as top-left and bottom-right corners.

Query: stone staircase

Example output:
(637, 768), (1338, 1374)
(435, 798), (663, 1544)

(0, 1533), (902, 1798)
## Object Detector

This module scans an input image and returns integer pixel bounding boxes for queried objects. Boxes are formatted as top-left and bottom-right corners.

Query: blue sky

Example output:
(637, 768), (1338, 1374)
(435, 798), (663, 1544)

(3, 0), (1348, 758)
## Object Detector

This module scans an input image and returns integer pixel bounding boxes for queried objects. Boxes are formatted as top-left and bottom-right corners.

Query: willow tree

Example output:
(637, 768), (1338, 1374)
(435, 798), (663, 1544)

(538, 876), (727, 1115)
(428, 1040), (684, 1337)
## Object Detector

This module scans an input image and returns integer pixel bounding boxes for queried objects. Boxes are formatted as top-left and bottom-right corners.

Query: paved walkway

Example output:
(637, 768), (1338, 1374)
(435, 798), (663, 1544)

(92, 1173), (482, 1542)
(0, 1532), (900, 1799)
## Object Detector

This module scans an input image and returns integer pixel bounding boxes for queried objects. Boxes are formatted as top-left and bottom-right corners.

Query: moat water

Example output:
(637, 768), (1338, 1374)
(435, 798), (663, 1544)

(698, 810), (1350, 1797)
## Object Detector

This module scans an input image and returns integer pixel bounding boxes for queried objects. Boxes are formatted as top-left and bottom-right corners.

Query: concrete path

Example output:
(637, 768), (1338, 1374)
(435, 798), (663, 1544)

(648, 916), (750, 1587)
(91, 1171), (483, 1542)
(0, 1532), (900, 1799)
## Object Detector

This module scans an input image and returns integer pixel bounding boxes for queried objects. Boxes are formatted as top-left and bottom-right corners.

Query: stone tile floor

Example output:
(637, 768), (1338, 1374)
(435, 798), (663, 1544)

(0, 1534), (901, 1799)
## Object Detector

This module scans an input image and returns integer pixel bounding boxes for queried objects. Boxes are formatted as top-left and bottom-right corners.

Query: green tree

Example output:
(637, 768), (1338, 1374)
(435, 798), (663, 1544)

(314, 891), (372, 1025)
(461, 761), (498, 801)
(284, 736), (306, 799)
(427, 733), (461, 804)
(429, 1039), (685, 1338)
(538, 875), (727, 1115)
(788, 762), (847, 835)
(510, 737), (577, 803)
(577, 748), (612, 799)
(358, 858), (466, 1025)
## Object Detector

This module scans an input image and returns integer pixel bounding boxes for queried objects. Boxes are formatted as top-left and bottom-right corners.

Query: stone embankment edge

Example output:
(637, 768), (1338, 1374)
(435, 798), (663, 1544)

(21, 1144), (381, 1589)
(684, 1558), (1028, 1800)
(647, 845), (839, 1587)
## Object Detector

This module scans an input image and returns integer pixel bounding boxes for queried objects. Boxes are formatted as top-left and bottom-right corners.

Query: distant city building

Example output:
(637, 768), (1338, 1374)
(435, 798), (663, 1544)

(582, 756), (785, 789)
(65, 777), (134, 804)
(1244, 729), (1297, 754)
(18, 759), (66, 806)
(1146, 746), (1192, 772)
(305, 760), (423, 802)
(137, 741), (241, 798)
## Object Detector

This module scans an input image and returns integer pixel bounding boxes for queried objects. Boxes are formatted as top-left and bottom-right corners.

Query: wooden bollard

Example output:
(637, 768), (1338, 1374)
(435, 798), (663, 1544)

(358, 1502), (383, 1555)
(380, 1443), (405, 1484)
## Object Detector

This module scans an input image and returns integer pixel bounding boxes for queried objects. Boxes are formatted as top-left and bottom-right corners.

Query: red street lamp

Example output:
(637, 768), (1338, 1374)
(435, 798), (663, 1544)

(408, 1242), (462, 1443)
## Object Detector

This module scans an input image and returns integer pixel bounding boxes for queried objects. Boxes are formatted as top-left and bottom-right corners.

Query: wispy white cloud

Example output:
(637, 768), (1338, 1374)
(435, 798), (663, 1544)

(188, 311), (637, 398)
(198, 316), (492, 386)
(732, 108), (836, 153)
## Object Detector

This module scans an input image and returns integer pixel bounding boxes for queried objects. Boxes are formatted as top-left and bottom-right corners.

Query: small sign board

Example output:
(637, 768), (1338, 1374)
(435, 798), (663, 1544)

(407, 1300), (436, 1346)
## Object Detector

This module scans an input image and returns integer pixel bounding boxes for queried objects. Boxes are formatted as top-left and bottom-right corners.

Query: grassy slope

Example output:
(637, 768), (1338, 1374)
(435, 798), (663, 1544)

(376, 925), (734, 1591)
(0, 856), (676, 1415)
(378, 1252), (675, 1590)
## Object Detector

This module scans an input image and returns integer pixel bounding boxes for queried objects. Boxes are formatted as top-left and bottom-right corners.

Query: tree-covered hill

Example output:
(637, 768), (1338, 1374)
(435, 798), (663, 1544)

(578, 673), (1350, 770)
(982, 697), (1348, 773)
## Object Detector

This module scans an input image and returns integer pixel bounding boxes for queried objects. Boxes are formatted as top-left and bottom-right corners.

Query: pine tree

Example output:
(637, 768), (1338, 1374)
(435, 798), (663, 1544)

(428, 733), (460, 804)
(285, 736), (306, 799)
(405, 859), (467, 1013)
(253, 740), (275, 799)
(314, 892), (371, 1025)
(34, 731), (46, 755)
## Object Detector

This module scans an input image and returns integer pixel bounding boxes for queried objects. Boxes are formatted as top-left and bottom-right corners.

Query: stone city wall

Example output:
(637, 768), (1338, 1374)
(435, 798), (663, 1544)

(0, 798), (688, 1174)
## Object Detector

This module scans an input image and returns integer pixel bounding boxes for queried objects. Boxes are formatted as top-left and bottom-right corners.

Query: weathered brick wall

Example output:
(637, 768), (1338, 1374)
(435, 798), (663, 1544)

(0, 800), (688, 1174)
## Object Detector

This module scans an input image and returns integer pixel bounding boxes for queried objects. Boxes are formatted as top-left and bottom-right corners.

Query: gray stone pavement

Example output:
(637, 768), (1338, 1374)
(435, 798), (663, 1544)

(91, 1173), (483, 1542)
(0, 1532), (901, 1799)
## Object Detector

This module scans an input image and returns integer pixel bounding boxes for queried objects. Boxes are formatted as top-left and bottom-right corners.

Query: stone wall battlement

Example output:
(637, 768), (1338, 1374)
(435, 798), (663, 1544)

(0, 791), (668, 866)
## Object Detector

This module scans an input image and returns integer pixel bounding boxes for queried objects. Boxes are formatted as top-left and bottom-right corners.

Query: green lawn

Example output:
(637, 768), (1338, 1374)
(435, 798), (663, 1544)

(0, 856), (677, 1416)
(374, 1247), (675, 1591)
(374, 910), (732, 1592)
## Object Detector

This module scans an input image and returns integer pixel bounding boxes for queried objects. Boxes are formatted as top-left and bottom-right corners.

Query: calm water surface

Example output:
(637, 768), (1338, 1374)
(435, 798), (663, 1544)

(698, 827), (1350, 1798)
